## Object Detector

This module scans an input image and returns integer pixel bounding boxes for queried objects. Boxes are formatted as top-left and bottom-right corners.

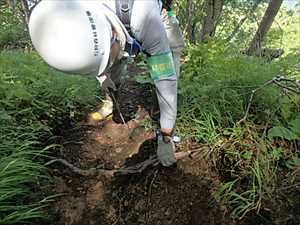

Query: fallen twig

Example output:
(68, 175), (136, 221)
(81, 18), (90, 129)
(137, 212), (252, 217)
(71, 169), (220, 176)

(238, 75), (300, 123)
(273, 80), (300, 94)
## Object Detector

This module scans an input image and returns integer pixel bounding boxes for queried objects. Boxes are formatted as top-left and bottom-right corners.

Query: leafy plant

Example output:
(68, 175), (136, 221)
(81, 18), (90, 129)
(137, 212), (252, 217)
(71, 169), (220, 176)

(215, 153), (277, 218)
(285, 157), (300, 170)
(268, 126), (299, 141)
(178, 42), (299, 219)
(0, 52), (99, 224)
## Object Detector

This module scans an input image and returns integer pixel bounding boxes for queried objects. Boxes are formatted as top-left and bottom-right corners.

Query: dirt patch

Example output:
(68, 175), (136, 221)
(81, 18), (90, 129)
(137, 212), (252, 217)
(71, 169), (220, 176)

(109, 166), (229, 225)
(50, 120), (232, 225)
(47, 75), (233, 224)
(49, 121), (300, 225)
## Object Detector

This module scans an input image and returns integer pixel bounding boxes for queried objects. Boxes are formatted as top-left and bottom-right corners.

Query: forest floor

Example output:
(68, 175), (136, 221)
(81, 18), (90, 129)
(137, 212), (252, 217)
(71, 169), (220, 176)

(45, 67), (299, 225)
(49, 119), (233, 225)
(47, 72), (235, 225)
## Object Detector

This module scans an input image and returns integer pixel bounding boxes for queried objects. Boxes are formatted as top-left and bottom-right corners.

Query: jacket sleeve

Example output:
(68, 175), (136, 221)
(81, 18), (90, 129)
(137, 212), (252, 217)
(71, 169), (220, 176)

(131, 2), (177, 130)
(154, 75), (177, 130)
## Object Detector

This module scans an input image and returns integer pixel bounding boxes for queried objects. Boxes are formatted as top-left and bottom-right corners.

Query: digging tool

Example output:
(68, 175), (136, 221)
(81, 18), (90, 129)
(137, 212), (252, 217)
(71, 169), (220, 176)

(109, 89), (130, 130)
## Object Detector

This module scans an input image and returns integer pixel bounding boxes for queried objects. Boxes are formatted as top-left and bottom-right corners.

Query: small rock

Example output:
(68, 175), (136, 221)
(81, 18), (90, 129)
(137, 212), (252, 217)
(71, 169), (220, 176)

(115, 147), (122, 153)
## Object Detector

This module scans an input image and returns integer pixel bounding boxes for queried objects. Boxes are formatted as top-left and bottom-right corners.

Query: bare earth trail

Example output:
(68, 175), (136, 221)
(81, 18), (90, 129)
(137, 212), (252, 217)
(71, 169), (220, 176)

(50, 117), (232, 225)
(48, 76), (234, 225)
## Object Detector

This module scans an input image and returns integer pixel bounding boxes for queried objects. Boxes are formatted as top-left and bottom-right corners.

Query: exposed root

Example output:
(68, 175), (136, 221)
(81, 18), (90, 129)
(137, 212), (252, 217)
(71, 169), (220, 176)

(55, 151), (194, 178)
(55, 159), (115, 178)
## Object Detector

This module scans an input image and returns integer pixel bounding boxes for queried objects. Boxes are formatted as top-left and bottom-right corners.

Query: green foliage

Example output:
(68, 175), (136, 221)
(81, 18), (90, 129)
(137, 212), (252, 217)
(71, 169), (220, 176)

(0, 5), (30, 50)
(178, 42), (300, 218)
(268, 126), (299, 141)
(267, 114), (300, 144)
(0, 52), (98, 127)
(0, 0), (299, 222)
(0, 152), (48, 224)
(179, 42), (284, 131)
(221, 3), (300, 54)
(177, 0), (300, 55)
(175, 0), (204, 42)
(0, 52), (98, 224)
(214, 128), (278, 218)
(285, 157), (300, 170)
(217, 1), (264, 44)
(264, 9), (300, 53)
(278, 51), (300, 77)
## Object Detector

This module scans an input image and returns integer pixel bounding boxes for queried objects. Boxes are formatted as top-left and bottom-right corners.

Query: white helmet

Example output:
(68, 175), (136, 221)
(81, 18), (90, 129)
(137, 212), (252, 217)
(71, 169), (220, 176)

(29, 0), (112, 76)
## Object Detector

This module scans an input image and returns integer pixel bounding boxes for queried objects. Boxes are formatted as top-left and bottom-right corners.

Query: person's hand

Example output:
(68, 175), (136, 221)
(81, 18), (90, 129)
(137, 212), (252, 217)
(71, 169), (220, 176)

(97, 74), (116, 93)
(157, 131), (176, 167)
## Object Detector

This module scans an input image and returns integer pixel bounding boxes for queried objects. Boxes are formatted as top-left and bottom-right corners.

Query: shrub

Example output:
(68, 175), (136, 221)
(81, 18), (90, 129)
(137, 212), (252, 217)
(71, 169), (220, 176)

(178, 43), (300, 218)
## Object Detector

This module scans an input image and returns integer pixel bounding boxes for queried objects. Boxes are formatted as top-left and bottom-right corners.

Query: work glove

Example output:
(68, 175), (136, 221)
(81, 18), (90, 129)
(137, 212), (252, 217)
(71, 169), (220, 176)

(96, 74), (117, 93)
(157, 130), (177, 167)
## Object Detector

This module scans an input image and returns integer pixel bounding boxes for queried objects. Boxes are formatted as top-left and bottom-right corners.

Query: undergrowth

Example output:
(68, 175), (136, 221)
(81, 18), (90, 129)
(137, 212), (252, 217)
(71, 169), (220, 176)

(1, 1), (299, 224)
(0, 5), (30, 50)
(177, 43), (300, 220)
(0, 52), (98, 224)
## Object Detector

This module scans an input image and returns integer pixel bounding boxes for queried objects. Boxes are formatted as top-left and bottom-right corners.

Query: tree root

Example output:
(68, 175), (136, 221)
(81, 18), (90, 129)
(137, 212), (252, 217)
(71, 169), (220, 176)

(55, 159), (115, 177)
(55, 151), (194, 178)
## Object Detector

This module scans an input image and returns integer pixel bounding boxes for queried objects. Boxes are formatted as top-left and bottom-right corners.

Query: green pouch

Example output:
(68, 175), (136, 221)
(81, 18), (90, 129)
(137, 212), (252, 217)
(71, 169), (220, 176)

(147, 52), (176, 81)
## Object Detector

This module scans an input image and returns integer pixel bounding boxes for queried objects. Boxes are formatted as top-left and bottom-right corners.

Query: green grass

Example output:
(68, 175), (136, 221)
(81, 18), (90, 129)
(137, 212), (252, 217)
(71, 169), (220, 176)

(1, 1), (299, 223)
(177, 43), (300, 219)
(0, 51), (99, 224)
(0, 4), (299, 221)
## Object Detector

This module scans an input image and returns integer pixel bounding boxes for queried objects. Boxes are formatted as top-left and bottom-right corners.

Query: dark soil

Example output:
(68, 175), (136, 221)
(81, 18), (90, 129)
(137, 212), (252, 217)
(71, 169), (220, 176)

(47, 72), (233, 225)
(46, 69), (300, 225)
(49, 124), (232, 225)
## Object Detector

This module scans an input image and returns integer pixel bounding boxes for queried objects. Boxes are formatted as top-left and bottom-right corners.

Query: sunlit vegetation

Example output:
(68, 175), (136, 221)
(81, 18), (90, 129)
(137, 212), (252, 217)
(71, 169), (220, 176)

(1, 0), (299, 224)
